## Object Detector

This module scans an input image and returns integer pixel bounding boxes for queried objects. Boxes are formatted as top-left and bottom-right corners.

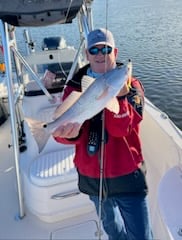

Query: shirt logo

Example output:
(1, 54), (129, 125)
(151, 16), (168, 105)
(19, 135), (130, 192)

(114, 112), (129, 118)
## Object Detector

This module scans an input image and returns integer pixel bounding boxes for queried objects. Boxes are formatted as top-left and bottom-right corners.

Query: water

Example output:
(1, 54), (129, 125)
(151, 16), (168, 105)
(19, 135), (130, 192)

(8, 0), (182, 129)
(91, 0), (182, 130)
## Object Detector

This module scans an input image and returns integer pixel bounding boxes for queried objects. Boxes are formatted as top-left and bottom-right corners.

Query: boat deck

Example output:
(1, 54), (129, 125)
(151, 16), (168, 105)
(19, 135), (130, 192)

(0, 119), (108, 239)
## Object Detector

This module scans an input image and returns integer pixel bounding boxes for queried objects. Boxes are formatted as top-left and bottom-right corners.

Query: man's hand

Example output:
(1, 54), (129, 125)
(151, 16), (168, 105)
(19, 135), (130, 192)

(52, 122), (81, 139)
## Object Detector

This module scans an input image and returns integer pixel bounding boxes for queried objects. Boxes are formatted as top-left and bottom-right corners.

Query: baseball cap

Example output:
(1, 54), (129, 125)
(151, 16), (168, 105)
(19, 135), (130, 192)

(87, 28), (115, 49)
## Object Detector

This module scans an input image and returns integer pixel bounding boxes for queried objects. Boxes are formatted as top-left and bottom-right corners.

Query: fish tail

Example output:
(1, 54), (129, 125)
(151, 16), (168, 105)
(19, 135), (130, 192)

(25, 118), (50, 153)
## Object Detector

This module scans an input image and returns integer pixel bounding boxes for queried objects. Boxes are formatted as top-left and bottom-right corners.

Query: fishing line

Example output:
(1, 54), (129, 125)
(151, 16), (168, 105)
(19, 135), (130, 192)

(104, 0), (109, 74)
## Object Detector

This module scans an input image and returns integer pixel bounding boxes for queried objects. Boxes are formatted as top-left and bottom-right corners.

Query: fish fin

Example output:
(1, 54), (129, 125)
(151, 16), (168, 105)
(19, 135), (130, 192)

(81, 75), (95, 92)
(96, 87), (109, 100)
(25, 118), (50, 153)
(106, 98), (120, 114)
(53, 91), (82, 119)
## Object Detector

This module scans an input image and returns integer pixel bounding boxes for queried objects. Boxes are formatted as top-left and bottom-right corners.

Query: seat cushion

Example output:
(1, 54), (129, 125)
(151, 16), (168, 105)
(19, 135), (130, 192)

(30, 147), (76, 187)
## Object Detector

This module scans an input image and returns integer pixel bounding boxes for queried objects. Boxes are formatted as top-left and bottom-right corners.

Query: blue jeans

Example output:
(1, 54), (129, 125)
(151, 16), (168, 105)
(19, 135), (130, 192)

(89, 194), (153, 240)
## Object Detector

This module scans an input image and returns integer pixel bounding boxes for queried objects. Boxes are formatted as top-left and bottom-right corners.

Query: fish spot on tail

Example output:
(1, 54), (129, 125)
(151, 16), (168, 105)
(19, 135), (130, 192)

(25, 118), (50, 153)
(33, 127), (50, 153)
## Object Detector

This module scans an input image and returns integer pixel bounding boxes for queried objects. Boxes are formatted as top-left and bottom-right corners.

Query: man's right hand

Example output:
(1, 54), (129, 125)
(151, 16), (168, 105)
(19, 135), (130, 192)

(52, 122), (81, 139)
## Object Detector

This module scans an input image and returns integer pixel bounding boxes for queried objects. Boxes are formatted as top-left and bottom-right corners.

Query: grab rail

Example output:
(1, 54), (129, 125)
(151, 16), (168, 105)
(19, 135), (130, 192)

(51, 189), (80, 200)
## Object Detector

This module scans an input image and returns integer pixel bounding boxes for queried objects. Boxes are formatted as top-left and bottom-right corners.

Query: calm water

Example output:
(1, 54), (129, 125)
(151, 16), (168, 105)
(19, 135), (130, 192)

(14, 0), (182, 129)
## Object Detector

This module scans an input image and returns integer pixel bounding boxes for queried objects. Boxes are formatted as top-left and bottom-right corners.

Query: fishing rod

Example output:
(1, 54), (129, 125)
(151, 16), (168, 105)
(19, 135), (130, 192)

(97, 1), (110, 239)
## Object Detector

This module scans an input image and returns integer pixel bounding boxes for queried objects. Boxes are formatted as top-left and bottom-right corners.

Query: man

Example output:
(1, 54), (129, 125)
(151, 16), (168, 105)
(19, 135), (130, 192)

(53, 28), (153, 240)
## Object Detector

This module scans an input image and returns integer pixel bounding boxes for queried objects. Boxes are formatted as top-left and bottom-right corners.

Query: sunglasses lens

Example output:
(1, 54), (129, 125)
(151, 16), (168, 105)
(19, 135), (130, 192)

(89, 47), (99, 55)
(89, 46), (112, 55)
(102, 47), (112, 54)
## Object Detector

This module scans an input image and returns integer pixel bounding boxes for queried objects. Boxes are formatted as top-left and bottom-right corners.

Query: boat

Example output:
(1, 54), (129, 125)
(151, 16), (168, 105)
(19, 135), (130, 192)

(0, 0), (182, 239)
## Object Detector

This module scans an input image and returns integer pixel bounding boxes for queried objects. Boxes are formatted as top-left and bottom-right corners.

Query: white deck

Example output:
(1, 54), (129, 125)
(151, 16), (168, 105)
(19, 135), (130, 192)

(0, 119), (106, 239)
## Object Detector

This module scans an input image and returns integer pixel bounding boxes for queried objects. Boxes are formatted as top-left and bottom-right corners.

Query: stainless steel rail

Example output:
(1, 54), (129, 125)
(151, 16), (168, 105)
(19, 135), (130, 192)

(0, 20), (25, 219)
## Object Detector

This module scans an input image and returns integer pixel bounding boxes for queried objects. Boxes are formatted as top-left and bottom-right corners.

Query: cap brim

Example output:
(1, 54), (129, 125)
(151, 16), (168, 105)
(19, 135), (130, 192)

(88, 41), (113, 49)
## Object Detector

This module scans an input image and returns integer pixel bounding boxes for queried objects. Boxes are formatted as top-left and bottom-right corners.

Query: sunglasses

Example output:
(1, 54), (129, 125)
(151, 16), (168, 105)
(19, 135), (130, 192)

(88, 46), (113, 55)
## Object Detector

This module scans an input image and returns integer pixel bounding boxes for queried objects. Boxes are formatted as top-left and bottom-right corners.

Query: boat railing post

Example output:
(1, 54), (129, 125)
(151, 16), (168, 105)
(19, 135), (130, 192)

(0, 20), (25, 219)
(66, 38), (85, 83)
(85, 0), (94, 31)
(80, 5), (90, 39)
(23, 29), (35, 55)
(10, 46), (53, 101)
(23, 29), (37, 73)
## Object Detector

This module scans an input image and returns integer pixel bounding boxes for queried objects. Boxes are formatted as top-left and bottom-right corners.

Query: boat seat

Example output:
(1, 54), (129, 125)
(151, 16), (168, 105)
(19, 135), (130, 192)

(24, 147), (94, 223)
(30, 147), (76, 187)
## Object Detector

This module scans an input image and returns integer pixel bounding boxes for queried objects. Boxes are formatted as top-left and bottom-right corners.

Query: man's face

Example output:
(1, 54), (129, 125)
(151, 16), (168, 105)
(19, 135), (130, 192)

(86, 44), (118, 73)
